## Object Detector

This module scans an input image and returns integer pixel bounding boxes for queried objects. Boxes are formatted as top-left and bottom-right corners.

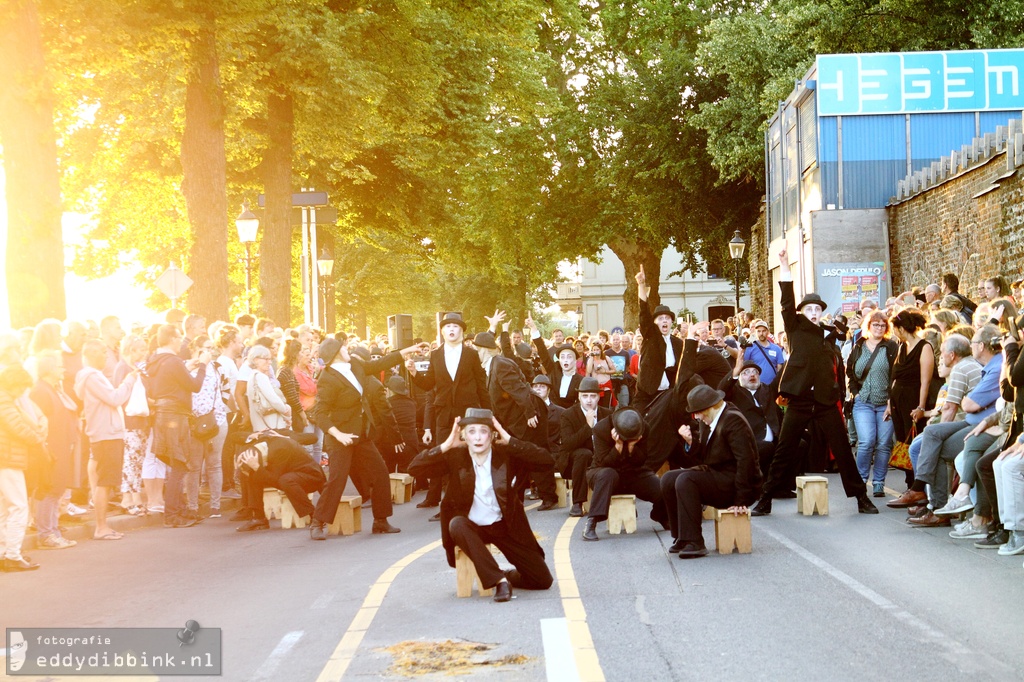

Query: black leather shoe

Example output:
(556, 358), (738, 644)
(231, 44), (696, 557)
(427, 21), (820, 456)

(856, 494), (880, 514)
(493, 580), (513, 603)
(750, 498), (772, 517)
(667, 540), (685, 554)
(2, 557), (40, 571)
(372, 519), (401, 534)
(230, 508), (256, 522)
(677, 542), (709, 559)
(309, 522), (327, 541)
(236, 519), (270, 532)
(582, 517), (599, 541)
(569, 503), (584, 517)
(772, 490), (797, 499)
(415, 500), (438, 509)
(537, 500), (558, 511)
(429, 512), (441, 522)
(974, 528), (1010, 549)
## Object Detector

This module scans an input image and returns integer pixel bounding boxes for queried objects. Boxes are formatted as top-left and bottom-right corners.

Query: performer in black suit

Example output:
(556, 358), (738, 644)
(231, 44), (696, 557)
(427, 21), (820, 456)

(235, 432), (327, 531)
(751, 248), (877, 516)
(408, 409), (554, 603)
(583, 407), (666, 541)
(661, 385), (762, 557)
(530, 375), (565, 450)
(634, 265), (684, 413)
(528, 316), (582, 409)
(385, 376), (419, 473)
(408, 313), (491, 507)
(308, 337), (420, 540)
(719, 356), (782, 478)
(559, 378), (610, 517)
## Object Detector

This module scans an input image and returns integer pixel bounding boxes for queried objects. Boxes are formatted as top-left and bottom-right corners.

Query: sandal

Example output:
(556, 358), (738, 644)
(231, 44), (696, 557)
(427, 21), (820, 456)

(93, 531), (124, 541)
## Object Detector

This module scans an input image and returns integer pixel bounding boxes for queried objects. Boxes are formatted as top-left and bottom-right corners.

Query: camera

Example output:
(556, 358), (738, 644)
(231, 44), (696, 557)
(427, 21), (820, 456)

(414, 360), (430, 372)
(739, 335), (751, 349)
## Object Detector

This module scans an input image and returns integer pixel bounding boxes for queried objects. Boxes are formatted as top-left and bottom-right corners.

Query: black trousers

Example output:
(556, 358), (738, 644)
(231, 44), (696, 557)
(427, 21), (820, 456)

(975, 442), (1005, 522)
(586, 466), (665, 525)
(557, 449), (593, 504)
(243, 467), (323, 520)
(313, 437), (393, 524)
(660, 469), (734, 544)
(763, 399), (865, 499)
(448, 516), (553, 591)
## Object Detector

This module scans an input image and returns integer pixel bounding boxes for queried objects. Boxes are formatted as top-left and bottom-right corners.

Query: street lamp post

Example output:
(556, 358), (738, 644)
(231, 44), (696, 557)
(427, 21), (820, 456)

(316, 247), (335, 330)
(728, 229), (746, 317)
(235, 201), (259, 313)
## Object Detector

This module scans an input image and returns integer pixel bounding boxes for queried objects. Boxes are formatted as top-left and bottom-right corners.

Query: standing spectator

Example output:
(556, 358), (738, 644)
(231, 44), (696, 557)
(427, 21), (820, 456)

(146, 324), (208, 528)
(585, 341), (616, 408)
(941, 273), (975, 317)
(889, 308), (935, 486)
(742, 319), (786, 385)
(214, 325), (243, 499)
(605, 332), (632, 407)
(293, 342), (321, 462)
(186, 335), (227, 519)
(247, 346), (292, 431)
(75, 339), (137, 540)
(277, 339), (307, 432)
(846, 311), (898, 496)
(0, 365), (46, 570)
(100, 316), (125, 382)
(179, 314), (207, 361)
(29, 352), (78, 549)
(234, 314), (255, 345)
(114, 334), (150, 515)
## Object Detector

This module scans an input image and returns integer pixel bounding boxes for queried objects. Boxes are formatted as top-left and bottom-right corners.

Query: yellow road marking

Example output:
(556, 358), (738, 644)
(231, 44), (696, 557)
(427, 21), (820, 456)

(554, 516), (605, 682)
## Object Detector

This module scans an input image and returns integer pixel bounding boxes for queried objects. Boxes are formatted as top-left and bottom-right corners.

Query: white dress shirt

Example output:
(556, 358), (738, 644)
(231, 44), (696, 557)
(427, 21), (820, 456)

(468, 450), (502, 526)
(330, 361), (363, 395)
(747, 387), (773, 441)
(444, 343), (462, 382)
(559, 374), (573, 398)
(658, 335), (675, 391)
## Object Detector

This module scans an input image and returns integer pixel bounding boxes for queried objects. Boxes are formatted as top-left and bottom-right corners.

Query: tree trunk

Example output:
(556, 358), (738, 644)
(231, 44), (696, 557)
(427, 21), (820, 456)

(180, 10), (228, 321)
(607, 236), (665, 331)
(259, 90), (294, 326)
(0, 0), (66, 326)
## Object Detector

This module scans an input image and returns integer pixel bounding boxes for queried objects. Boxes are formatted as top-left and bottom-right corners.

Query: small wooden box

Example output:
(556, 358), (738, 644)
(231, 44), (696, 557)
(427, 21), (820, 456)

(326, 495), (363, 536)
(607, 494), (637, 535)
(263, 488), (282, 520)
(702, 505), (718, 521)
(280, 493), (314, 529)
(390, 473), (414, 505)
(714, 509), (752, 554)
(796, 475), (829, 516)
(554, 473), (568, 508)
(455, 545), (495, 597)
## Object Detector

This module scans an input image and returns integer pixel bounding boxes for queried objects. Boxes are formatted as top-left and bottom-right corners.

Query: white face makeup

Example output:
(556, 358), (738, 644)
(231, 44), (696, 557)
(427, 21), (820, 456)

(655, 314), (673, 335)
(442, 323), (463, 344)
(738, 368), (760, 390)
(801, 303), (823, 324)
(578, 392), (600, 411)
(531, 383), (550, 400)
(462, 423), (493, 455)
(559, 349), (576, 372)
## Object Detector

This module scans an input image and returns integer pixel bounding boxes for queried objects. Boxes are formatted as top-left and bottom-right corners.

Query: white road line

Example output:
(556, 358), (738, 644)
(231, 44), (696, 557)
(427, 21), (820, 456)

(760, 526), (1014, 677)
(541, 618), (581, 682)
(253, 630), (304, 680)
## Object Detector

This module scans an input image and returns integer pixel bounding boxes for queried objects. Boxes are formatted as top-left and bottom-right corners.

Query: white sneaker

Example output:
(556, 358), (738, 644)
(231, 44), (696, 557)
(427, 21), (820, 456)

(998, 531), (1024, 556)
(38, 536), (77, 549)
(949, 518), (988, 539)
(66, 503), (89, 517)
(933, 495), (974, 516)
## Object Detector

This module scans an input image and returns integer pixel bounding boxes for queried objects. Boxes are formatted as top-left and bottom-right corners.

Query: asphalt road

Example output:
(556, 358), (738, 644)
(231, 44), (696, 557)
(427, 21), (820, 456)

(3, 470), (1023, 682)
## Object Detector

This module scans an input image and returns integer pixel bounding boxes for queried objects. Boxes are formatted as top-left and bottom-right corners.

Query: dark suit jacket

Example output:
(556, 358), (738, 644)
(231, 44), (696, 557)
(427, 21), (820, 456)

(388, 393), (419, 453)
(777, 280), (843, 404)
(559, 404), (611, 456)
(313, 353), (403, 439)
(591, 417), (649, 472)
(545, 401), (565, 449)
(408, 438), (553, 567)
(637, 298), (683, 395)
(718, 375), (782, 444)
(487, 355), (538, 439)
(534, 338), (582, 408)
(410, 344), (490, 435)
(684, 404), (762, 507)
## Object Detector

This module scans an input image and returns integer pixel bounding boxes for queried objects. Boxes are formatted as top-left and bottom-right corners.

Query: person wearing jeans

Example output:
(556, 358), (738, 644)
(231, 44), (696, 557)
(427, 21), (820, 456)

(186, 336), (227, 518)
(846, 311), (898, 496)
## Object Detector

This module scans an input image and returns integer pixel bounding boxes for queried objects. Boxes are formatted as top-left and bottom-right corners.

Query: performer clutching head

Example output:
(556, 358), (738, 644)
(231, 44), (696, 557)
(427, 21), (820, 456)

(408, 408), (554, 603)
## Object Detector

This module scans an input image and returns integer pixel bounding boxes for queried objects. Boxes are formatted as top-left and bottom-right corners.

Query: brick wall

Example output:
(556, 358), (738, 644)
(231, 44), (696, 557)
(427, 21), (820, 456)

(889, 152), (1024, 294)
(747, 207), (774, 322)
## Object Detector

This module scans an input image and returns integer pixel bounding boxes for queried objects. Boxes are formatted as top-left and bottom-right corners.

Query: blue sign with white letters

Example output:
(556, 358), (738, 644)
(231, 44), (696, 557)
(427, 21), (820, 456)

(817, 50), (1024, 115)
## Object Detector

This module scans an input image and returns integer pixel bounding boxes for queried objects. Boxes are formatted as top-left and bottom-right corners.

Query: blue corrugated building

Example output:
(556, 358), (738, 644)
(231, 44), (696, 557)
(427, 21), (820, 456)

(765, 49), (1024, 327)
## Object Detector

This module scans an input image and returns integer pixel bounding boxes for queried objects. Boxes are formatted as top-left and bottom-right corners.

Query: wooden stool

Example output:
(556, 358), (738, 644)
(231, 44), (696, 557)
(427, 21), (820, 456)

(714, 509), (752, 554)
(584, 486), (592, 514)
(656, 461), (670, 477)
(326, 495), (363, 536)
(554, 473), (568, 508)
(702, 505), (718, 521)
(796, 476), (829, 516)
(455, 545), (495, 597)
(390, 473), (414, 505)
(607, 494), (637, 535)
(263, 488), (282, 520)
(280, 493), (313, 529)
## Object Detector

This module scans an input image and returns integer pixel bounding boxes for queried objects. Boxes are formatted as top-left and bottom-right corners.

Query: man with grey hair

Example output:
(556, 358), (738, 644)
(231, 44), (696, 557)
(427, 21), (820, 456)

(924, 283), (942, 305)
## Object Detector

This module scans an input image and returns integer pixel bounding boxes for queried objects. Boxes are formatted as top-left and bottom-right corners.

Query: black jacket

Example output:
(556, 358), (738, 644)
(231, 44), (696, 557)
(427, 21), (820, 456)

(410, 344), (490, 435)
(636, 298), (684, 395)
(718, 374), (782, 444)
(408, 438), (552, 567)
(591, 417), (649, 473)
(487, 355), (538, 439)
(545, 401), (565, 449)
(684, 404), (762, 507)
(776, 280), (844, 404)
(313, 353), (403, 438)
(559, 403), (611, 456)
(533, 337), (583, 408)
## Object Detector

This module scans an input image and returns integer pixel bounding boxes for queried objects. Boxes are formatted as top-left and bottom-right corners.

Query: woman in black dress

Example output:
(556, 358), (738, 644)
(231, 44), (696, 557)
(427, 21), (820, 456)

(888, 309), (934, 485)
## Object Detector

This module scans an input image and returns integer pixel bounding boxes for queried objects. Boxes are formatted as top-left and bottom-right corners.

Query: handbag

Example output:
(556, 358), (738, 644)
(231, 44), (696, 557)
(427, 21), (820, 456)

(191, 411), (218, 441)
(889, 426), (915, 471)
(125, 378), (150, 417)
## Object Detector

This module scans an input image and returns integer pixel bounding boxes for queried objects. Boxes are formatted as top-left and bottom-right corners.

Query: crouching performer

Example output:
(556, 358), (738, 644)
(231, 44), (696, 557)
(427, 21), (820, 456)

(408, 409), (554, 603)
(234, 432), (327, 531)
(661, 385), (761, 558)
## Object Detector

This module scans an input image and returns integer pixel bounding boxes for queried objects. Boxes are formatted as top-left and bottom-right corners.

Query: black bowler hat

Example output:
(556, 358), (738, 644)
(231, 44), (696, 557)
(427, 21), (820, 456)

(532, 375), (551, 386)
(319, 337), (342, 364)
(797, 293), (828, 311)
(578, 377), (601, 394)
(387, 376), (409, 396)
(461, 408), (494, 426)
(349, 346), (371, 362)
(473, 331), (498, 349)
(611, 408), (645, 442)
(515, 342), (533, 360)
(740, 361), (762, 375)
(652, 305), (676, 322)
(556, 344), (579, 359)
(685, 384), (726, 413)
(439, 313), (467, 330)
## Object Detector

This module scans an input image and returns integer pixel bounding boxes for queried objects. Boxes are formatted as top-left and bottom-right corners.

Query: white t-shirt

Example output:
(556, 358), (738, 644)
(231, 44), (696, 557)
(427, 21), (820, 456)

(216, 355), (239, 392)
(237, 363), (253, 383)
